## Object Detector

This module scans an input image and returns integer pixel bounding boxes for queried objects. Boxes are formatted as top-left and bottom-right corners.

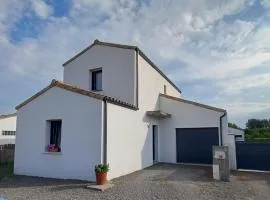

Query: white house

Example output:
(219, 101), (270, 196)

(228, 127), (245, 142)
(0, 113), (17, 145)
(14, 40), (235, 181)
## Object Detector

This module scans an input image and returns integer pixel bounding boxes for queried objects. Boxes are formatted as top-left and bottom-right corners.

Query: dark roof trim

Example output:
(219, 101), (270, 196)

(15, 80), (138, 111)
(137, 50), (181, 94)
(62, 40), (182, 94)
(0, 113), (17, 119)
(160, 93), (226, 113)
(62, 43), (96, 66)
(62, 40), (136, 66)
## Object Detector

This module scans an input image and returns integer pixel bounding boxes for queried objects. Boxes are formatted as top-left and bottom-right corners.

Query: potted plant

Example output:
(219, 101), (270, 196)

(95, 164), (109, 185)
(47, 144), (60, 152)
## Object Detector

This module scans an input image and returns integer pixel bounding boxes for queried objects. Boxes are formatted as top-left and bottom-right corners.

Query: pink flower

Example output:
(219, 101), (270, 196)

(47, 144), (58, 152)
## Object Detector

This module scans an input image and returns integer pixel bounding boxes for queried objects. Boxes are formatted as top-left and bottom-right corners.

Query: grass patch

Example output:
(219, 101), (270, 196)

(0, 162), (14, 179)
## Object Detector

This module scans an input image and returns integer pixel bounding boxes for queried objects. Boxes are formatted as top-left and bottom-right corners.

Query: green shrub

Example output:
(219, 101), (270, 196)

(0, 162), (14, 179)
(95, 164), (109, 173)
(245, 128), (270, 142)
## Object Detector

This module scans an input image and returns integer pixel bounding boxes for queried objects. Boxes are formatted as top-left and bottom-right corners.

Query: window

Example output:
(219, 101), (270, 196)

(91, 69), (102, 91)
(164, 85), (167, 94)
(2, 130), (16, 136)
(46, 120), (62, 152)
(235, 135), (242, 138)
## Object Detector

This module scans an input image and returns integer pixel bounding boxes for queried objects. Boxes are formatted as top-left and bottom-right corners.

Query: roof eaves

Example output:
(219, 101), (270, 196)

(53, 81), (138, 110)
(0, 113), (17, 119)
(15, 82), (56, 110)
(104, 96), (138, 110)
(53, 80), (105, 101)
(229, 127), (245, 131)
(160, 93), (226, 113)
(16, 79), (138, 111)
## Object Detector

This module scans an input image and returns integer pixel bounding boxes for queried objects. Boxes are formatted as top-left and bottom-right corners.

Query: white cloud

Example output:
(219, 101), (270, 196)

(261, 0), (270, 7)
(217, 73), (270, 95)
(167, 20), (270, 82)
(31, 0), (53, 19)
(0, 0), (26, 34)
(1, 0), (270, 125)
(225, 102), (270, 118)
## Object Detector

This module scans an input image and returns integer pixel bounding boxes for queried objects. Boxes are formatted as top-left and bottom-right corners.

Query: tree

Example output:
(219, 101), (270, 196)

(246, 118), (270, 129)
(228, 122), (240, 129)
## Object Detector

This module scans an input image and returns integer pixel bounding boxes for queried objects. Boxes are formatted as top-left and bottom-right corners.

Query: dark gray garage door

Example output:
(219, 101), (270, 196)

(176, 127), (219, 164)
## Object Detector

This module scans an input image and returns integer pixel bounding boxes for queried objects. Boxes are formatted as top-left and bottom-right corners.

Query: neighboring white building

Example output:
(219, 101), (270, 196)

(0, 113), (17, 145)
(14, 40), (234, 181)
(228, 127), (245, 142)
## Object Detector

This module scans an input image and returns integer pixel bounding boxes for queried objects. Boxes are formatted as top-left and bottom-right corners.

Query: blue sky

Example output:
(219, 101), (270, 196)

(1, 0), (270, 127)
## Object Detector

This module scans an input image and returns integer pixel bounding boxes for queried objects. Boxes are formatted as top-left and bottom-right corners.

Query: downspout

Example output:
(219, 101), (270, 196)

(103, 99), (107, 164)
(135, 48), (139, 108)
(219, 112), (227, 146)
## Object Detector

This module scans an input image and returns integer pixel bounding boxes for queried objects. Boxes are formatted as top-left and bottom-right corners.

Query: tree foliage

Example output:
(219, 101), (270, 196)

(228, 122), (240, 129)
(246, 119), (270, 129)
(245, 118), (270, 142)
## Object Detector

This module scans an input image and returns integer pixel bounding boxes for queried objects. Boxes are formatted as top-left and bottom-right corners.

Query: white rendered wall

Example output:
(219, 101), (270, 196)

(14, 87), (103, 181)
(0, 116), (16, 145)
(220, 116), (237, 169)
(63, 45), (136, 105)
(223, 133), (237, 170)
(138, 54), (180, 111)
(159, 96), (232, 167)
(106, 53), (181, 179)
(228, 127), (245, 141)
(107, 103), (155, 180)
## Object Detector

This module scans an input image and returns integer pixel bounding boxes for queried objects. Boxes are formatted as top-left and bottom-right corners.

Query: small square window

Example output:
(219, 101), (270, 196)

(46, 120), (62, 152)
(92, 69), (102, 91)
(2, 130), (16, 136)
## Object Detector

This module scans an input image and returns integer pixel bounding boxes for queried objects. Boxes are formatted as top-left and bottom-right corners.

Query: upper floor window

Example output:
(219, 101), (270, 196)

(91, 69), (102, 91)
(2, 130), (16, 136)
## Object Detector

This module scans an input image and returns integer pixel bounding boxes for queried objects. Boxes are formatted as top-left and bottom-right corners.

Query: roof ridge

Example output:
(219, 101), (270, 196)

(160, 93), (226, 113)
(94, 39), (138, 50)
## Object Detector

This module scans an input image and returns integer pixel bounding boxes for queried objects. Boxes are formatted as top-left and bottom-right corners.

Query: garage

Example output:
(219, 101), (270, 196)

(176, 127), (219, 164)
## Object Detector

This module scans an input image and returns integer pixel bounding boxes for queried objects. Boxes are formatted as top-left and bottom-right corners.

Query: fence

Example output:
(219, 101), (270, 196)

(236, 141), (270, 171)
(0, 144), (15, 164)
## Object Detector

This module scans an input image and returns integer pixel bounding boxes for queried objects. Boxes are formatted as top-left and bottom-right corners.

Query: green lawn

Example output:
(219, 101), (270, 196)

(0, 162), (14, 179)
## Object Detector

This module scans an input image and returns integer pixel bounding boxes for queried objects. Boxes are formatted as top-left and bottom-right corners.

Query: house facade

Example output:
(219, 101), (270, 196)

(14, 40), (235, 181)
(0, 113), (16, 145)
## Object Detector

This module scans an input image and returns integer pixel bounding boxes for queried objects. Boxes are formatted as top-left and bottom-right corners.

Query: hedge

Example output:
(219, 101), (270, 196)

(245, 128), (270, 142)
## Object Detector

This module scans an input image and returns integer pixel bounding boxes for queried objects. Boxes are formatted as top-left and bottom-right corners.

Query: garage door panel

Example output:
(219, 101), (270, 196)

(176, 127), (219, 164)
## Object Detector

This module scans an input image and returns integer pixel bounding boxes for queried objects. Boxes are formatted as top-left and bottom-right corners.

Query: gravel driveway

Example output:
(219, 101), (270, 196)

(0, 163), (270, 200)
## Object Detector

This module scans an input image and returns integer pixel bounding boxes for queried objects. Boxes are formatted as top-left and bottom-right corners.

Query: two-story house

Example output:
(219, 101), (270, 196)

(14, 40), (235, 181)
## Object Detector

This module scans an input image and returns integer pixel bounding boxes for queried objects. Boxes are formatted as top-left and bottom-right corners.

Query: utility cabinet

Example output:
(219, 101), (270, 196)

(212, 146), (230, 181)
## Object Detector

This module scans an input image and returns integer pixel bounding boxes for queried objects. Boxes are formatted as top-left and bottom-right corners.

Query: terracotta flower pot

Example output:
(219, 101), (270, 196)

(95, 172), (107, 185)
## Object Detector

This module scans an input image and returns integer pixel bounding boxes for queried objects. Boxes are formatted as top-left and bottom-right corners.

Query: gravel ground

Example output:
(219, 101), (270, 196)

(0, 163), (270, 200)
